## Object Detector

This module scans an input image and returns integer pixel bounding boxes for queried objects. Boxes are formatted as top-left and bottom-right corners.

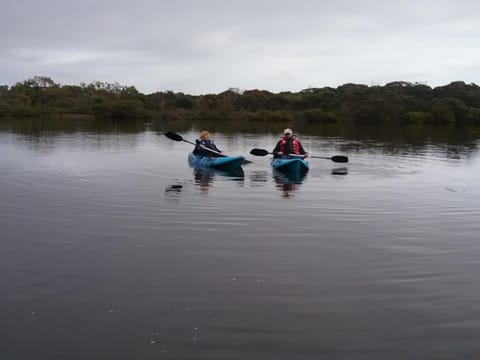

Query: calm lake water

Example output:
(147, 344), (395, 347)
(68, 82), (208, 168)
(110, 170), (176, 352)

(1, 118), (480, 359)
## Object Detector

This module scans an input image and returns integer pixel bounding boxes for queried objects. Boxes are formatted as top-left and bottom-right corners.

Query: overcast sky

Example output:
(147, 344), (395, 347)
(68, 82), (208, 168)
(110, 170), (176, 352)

(1, 0), (479, 94)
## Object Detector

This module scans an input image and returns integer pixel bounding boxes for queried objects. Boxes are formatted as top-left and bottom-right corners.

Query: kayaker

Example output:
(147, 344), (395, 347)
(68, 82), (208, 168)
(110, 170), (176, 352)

(272, 128), (309, 158)
(193, 130), (225, 157)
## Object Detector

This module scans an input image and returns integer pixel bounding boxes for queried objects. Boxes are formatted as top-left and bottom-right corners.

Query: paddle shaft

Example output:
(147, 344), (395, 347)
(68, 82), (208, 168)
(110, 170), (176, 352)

(249, 147), (348, 163)
(292, 153), (348, 162)
(196, 143), (224, 156)
(287, 153), (308, 159)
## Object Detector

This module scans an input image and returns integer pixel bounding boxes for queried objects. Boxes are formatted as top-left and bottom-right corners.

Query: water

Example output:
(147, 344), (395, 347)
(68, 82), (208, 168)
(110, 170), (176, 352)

(1, 118), (480, 359)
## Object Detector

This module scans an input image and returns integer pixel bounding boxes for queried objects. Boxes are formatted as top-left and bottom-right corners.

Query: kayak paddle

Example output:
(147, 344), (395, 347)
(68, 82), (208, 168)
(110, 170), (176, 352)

(164, 131), (196, 146)
(164, 132), (252, 164)
(250, 148), (349, 163)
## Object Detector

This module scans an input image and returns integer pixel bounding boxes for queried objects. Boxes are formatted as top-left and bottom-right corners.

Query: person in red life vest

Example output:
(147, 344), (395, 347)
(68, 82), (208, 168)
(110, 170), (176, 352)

(272, 128), (309, 158)
(193, 130), (225, 157)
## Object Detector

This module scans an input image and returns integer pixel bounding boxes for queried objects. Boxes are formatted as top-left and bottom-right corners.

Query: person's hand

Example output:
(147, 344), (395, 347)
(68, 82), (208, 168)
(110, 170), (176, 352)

(277, 151), (283, 156)
(303, 152), (309, 158)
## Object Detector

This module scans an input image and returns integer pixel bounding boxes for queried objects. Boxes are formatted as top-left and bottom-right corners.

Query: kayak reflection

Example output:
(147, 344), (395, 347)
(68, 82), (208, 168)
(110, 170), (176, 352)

(273, 169), (307, 198)
(193, 167), (245, 193)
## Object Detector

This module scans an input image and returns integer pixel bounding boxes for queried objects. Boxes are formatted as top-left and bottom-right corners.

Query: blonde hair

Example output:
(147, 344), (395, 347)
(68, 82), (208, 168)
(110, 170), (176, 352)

(199, 131), (211, 140)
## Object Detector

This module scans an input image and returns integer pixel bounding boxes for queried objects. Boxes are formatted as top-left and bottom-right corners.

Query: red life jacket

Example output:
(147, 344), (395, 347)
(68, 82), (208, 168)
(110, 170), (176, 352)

(277, 137), (302, 154)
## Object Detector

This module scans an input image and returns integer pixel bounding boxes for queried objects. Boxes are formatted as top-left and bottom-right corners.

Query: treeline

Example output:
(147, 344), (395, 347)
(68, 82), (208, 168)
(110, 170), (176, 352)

(1, 76), (480, 125)
(0, 77), (147, 120)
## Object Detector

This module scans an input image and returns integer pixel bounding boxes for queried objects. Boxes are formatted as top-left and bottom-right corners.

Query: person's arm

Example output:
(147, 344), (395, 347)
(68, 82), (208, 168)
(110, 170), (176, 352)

(272, 141), (282, 157)
(210, 142), (222, 154)
(206, 140), (224, 156)
(198, 140), (224, 157)
(193, 140), (203, 155)
(298, 141), (309, 158)
(195, 140), (215, 156)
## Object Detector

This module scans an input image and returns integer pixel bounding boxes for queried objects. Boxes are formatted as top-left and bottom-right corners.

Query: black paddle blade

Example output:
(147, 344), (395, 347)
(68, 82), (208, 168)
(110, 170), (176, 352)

(250, 148), (270, 156)
(331, 155), (349, 163)
(164, 132), (183, 142)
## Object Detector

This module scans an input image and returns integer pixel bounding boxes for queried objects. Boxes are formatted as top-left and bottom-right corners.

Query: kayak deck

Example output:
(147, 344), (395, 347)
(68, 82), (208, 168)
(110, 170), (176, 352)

(271, 157), (309, 173)
(188, 152), (245, 170)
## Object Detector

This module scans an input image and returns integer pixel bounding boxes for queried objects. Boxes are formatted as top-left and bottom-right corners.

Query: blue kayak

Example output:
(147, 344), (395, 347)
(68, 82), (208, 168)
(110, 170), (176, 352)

(271, 157), (309, 174)
(188, 152), (245, 170)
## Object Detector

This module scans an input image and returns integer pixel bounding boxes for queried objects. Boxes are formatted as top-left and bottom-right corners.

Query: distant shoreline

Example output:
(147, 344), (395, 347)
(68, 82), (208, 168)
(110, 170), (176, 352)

(2, 77), (480, 126)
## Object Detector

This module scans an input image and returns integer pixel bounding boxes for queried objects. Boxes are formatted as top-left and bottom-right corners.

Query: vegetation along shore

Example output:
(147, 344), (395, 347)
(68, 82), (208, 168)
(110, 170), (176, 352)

(1, 76), (480, 126)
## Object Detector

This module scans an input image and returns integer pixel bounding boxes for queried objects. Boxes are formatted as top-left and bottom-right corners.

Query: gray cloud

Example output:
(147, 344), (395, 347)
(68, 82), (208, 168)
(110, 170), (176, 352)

(1, 0), (479, 94)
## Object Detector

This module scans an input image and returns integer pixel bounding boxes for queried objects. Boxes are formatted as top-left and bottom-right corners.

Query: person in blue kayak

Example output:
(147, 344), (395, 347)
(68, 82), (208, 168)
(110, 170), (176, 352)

(193, 130), (225, 157)
(272, 128), (309, 158)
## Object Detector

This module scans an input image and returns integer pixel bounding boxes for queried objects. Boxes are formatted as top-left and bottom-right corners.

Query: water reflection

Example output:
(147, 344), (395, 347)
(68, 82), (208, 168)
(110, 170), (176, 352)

(165, 184), (183, 193)
(2, 118), (479, 158)
(249, 170), (269, 186)
(164, 183), (185, 203)
(157, 118), (480, 151)
(272, 169), (307, 198)
(2, 118), (480, 360)
(1, 116), (147, 135)
(331, 167), (349, 176)
(193, 167), (245, 193)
